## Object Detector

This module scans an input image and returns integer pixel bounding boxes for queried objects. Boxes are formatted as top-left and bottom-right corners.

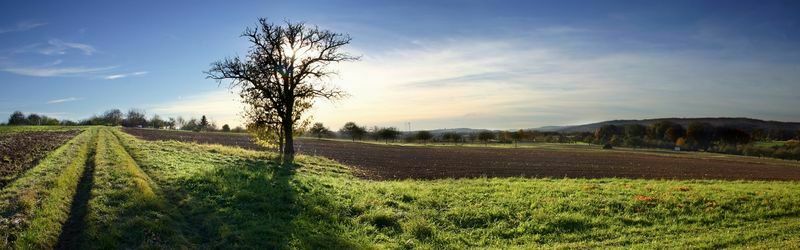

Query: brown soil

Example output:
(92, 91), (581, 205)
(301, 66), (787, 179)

(122, 128), (260, 150)
(122, 128), (800, 181)
(0, 130), (82, 187)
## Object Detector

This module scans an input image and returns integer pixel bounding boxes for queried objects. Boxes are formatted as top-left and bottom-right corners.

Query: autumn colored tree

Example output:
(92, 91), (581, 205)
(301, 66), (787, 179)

(665, 125), (686, 143)
(686, 122), (715, 150)
(623, 124), (647, 147)
(595, 125), (622, 144)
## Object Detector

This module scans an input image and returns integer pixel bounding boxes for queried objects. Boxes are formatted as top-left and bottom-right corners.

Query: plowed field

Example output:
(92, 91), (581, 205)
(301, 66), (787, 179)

(122, 128), (800, 181)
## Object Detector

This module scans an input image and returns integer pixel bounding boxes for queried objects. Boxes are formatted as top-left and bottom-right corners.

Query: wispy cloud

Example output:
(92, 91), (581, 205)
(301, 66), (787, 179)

(535, 26), (587, 35)
(310, 34), (800, 129)
(0, 21), (46, 34)
(47, 97), (82, 104)
(1, 65), (116, 77)
(105, 71), (148, 80)
(40, 39), (96, 55)
(11, 39), (97, 55)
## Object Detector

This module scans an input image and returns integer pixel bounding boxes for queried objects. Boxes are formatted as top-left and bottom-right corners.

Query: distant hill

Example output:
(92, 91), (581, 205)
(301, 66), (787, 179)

(540, 118), (800, 133)
(425, 128), (490, 136)
(530, 126), (564, 132)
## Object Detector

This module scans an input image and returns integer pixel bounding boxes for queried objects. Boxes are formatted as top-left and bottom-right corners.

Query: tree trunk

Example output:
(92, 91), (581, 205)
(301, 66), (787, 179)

(282, 94), (295, 164)
(282, 121), (294, 164)
(278, 129), (284, 157)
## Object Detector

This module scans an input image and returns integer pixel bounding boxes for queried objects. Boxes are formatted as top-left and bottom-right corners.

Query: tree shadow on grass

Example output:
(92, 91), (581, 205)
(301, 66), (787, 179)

(164, 156), (361, 248)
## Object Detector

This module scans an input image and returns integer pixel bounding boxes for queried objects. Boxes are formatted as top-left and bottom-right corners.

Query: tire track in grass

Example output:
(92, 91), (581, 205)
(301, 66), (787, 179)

(55, 137), (97, 249)
(109, 129), (203, 244)
(79, 128), (185, 248)
(1, 128), (97, 249)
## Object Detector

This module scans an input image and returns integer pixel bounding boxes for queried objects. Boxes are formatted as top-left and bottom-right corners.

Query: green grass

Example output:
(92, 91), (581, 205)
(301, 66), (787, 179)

(79, 128), (186, 248)
(0, 127), (96, 248)
(2, 127), (800, 248)
(114, 128), (800, 248)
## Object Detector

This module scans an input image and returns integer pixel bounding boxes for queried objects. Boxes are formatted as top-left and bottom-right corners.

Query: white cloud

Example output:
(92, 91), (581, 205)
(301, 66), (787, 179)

(105, 71), (148, 80)
(0, 21), (46, 34)
(309, 36), (800, 130)
(11, 39), (97, 55)
(105, 74), (126, 80)
(47, 97), (82, 104)
(143, 36), (799, 131)
(142, 34), (799, 131)
(1, 65), (116, 77)
(535, 26), (587, 35)
(39, 39), (96, 55)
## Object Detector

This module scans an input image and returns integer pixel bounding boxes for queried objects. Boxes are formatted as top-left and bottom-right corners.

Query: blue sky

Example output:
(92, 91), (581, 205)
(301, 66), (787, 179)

(1, 0), (799, 129)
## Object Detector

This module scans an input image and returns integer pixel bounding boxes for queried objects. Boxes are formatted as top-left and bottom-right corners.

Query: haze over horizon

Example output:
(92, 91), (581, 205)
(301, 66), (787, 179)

(1, 0), (799, 130)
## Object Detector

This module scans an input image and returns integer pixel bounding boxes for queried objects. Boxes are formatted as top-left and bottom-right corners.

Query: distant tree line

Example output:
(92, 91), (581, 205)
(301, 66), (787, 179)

(305, 121), (800, 160)
(589, 121), (795, 149)
(6, 111), (68, 126)
(590, 121), (799, 160)
(306, 122), (577, 145)
(4, 110), (245, 133)
(7, 111), (798, 160)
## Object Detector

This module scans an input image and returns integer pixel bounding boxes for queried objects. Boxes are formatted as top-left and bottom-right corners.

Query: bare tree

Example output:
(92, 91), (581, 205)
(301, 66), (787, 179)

(103, 109), (123, 126)
(415, 131), (433, 144)
(478, 130), (495, 145)
(340, 122), (367, 141)
(206, 18), (357, 163)
(124, 109), (148, 128)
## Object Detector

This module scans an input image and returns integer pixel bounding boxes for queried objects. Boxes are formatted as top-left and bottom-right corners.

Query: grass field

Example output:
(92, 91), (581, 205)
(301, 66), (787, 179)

(2, 126), (800, 248)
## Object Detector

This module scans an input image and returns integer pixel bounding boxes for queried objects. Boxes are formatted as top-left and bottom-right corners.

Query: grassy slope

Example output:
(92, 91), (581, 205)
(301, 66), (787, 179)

(0, 127), (96, 248)
(113, 129), (800, 249)
(2, 127), (799, 248)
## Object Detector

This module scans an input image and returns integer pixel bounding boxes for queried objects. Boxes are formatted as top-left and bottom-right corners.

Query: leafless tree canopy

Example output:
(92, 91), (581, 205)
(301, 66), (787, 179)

(206, 18), (357, 163)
